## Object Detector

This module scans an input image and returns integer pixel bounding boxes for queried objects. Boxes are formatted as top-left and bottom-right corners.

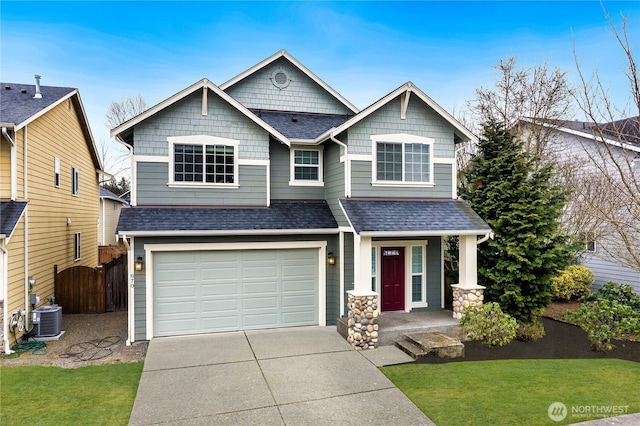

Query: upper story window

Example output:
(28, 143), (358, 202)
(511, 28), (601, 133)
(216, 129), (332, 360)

(71, 167), (79, 195)
(371, 134), (434, 186)
(54, 158), (60, 188)
(168, 135), (239, 188)
(290, 147), (323, 186)
(74, 232), (81, 261)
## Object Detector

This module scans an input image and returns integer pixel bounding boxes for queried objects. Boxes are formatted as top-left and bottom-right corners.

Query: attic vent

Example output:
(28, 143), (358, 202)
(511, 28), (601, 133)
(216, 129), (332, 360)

(270, 68), (290, 90)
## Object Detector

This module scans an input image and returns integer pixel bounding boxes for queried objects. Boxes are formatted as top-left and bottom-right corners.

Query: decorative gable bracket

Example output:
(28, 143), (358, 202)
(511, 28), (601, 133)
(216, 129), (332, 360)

(400, 85), (412, 120)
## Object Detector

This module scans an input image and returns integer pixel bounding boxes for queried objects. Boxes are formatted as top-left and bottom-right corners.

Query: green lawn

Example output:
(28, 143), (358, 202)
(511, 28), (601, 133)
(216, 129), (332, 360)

(1, 363), (143, 426)
(382, 359), (640, 425)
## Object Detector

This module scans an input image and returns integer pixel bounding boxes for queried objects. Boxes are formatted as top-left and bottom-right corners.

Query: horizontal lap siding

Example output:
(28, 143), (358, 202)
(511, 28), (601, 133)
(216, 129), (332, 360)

(270, 141), (324, 200)
(323, 142), (349, 226)
(136, 162), (268, 206)
(0, 139), (11, 198)
(579, 254), (640, 294)
(426, 237), (442, 310)
(351, 161), (453, 198)
(6, 221), (26, 316)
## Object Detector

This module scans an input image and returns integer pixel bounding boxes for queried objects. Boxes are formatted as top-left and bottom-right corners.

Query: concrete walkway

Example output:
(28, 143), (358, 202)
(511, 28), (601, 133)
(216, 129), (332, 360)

(129, 326), (432, 425)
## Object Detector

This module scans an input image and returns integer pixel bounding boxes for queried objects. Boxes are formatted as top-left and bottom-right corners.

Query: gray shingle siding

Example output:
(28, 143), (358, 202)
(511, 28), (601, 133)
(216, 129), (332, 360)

(223, 57), (353, 115)
(136, 162), (268, 207)
(345, 97), (456, 158)
(133, 91), (269, 160)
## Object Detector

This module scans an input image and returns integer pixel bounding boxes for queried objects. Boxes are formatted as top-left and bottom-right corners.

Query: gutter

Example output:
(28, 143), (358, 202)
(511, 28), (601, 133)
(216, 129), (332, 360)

(477, 231), (494, 245)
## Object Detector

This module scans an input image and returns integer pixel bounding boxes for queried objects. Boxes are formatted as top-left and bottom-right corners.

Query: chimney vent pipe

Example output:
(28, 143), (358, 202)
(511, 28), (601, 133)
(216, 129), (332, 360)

(34, 75), (42, 99)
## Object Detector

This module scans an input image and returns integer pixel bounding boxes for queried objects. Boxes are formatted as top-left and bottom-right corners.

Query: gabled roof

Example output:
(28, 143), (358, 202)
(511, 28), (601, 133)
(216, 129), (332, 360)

(250, 109), (352, 141)
(100, 187), (128, 205)
(315, 82), (478, 144)
(0, 201), (27, 239)
(110, 79), (292, 146)
(523, 117), (640, 152)
(0, 82), (102, 171)
(117, 200), (338, 236)
(220, 50), (359, 114)
(339, 198), (490, 236)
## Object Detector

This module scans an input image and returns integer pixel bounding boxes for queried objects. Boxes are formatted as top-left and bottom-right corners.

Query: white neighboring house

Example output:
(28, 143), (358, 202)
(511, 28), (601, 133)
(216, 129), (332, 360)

(99, 187), (128, 246)
(521, 117), (640, 294)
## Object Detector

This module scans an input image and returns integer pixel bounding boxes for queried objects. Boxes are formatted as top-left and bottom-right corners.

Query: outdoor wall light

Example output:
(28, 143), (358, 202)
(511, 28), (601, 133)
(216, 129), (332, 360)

(135, 256), (144, 272)
(28, 276), (36, 289)
(327, 252), (336, 265)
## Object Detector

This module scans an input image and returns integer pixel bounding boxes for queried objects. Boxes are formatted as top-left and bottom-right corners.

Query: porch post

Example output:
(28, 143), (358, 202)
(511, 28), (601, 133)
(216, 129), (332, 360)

(451, 235), (485, 319)
(347, 234), (379, 350)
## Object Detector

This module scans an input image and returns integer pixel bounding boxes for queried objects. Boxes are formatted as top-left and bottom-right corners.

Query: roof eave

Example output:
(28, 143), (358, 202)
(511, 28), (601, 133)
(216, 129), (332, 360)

(359, 229), (492, 237)
(117, 228), (339, 237)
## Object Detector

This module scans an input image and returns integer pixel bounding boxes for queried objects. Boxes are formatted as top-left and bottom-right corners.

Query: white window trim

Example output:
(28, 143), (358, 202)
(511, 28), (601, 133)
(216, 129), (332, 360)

(168, 135), (239, 189)
(71, 167), (79, 196)
(289, 146), (324, 187)
(54, 157), (60, 188)
(371, 240), (428, 310)
(371, 133), (435, 187)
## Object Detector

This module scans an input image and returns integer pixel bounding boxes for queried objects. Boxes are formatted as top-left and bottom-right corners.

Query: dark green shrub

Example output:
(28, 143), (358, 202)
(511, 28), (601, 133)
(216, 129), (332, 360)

(516, 318), (546, 341)
(564, 299), (640, 351)
(550, 265), (594, 301)
(460, 302), (518, 347)
(582, 282), (640, 312)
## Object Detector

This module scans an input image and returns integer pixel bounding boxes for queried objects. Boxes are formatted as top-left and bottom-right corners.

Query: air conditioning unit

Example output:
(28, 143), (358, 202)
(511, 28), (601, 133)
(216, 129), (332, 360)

(32, 305), (62, 337)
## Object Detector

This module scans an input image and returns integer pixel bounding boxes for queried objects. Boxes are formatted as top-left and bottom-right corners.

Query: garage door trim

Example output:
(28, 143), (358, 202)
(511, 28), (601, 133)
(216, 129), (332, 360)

(143, 241), (327, 339)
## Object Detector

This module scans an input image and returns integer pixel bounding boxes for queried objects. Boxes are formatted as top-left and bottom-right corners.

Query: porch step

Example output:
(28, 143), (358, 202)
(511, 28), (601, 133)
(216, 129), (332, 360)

(396, 332), (465, 359)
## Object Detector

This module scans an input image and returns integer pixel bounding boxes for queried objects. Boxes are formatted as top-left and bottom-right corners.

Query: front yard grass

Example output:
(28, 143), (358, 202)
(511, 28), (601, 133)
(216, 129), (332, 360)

(382, 359), (640, 425)
(1, 363), (143, 426)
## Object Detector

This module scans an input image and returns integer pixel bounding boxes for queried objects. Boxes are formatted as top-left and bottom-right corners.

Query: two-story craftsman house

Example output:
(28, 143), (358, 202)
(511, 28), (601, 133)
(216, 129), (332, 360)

(111, 51), (490, 344)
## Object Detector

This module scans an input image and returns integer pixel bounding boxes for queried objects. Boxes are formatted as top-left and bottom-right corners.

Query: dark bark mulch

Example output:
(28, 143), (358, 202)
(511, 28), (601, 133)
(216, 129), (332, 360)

(418, 318), (640, 363)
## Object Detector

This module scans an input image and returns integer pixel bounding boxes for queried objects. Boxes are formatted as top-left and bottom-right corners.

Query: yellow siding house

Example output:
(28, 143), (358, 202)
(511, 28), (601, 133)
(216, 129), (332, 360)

(1, 76), (102, 353)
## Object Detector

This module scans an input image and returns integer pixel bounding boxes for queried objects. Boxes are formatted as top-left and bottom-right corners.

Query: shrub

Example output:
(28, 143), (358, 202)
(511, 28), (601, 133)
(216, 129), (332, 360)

(516, 318), (546, 341)
(583, 282), (640, 312)
(564, 299), (640, 351)
(550, 265), (594, 301)
(460, 302), (518, 347)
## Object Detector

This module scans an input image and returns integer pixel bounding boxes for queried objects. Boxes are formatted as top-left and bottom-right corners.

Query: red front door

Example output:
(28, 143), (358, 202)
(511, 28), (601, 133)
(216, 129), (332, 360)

(381, 247), (405, 311)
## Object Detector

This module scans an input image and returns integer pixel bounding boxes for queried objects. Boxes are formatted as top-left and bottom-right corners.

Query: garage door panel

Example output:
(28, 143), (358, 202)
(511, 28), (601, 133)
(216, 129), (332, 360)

(153, 248), (320, 337)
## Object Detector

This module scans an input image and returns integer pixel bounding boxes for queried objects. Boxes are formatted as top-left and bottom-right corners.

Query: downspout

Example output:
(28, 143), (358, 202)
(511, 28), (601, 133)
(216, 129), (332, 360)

(2, 127), (17, 201)
(120, 235), (134, 345)
(22, 125), (30, 330)
(477, 231), (494, 245)
(115, 135), (135, 206)
(329, 132), (350, 197)
(1, 241), (12, 354)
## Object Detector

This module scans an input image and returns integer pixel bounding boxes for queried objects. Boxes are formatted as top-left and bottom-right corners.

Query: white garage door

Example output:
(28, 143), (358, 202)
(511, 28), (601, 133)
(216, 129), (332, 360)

(153, 248), (319, 337)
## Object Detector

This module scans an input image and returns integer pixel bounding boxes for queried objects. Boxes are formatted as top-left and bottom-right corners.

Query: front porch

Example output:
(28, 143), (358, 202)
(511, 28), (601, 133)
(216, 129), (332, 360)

(337, 309), (462, 347)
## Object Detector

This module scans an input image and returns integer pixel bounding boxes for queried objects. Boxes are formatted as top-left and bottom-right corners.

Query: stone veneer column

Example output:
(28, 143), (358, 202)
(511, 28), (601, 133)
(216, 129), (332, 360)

(450, 284), (486, 319)
(346, 290), (379, 350)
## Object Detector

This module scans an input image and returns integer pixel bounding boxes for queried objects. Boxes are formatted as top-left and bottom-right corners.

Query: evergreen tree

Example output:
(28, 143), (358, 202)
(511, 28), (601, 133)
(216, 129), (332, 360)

(460, 121), (574, 323)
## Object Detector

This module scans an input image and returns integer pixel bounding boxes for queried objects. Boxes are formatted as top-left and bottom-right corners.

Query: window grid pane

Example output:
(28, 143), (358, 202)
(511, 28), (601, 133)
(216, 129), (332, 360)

(411, 246), (423, 302)
(371, 248), (377, 292)
(412, 276), (422, 302)
(174, 144), (234, 183)
(376, 142), (402, 181)
(405, 144), (430, 182)
(294, 150), (320, 181)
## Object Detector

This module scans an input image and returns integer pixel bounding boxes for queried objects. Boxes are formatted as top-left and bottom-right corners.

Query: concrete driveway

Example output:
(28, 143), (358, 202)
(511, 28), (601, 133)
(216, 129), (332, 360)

(129, 326), (434, 425)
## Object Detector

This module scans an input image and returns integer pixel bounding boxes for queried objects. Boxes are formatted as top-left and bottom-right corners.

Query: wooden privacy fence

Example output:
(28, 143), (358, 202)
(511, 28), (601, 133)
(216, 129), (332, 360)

(54, 255), (128, 314)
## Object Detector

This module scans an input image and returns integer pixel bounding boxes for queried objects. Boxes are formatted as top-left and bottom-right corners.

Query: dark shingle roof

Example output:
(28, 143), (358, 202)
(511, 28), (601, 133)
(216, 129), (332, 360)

(0, 201), (27, 236)
(250, 110), (352, 140)
(1, 83), (75, 125)
(100, 187), (128, 204)
(340, 199), (490, 234)
(117, 200), (338, 234)
(544, 117), (640, 147)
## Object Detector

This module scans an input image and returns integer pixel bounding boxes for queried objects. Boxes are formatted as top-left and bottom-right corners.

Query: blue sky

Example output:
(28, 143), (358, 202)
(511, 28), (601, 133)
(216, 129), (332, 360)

(2, 1), (639, 174)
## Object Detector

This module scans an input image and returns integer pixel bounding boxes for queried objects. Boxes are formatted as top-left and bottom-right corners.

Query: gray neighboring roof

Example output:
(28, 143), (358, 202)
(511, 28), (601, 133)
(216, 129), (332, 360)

(340, 198), (490, 235)
(0, 201), (27, 237)
(538, 117), (640, 148)
(117, 200), (338, 235)
(1, 83), (75, 126)
(251, 110), (352, 140)
(100, 187), (128, 205)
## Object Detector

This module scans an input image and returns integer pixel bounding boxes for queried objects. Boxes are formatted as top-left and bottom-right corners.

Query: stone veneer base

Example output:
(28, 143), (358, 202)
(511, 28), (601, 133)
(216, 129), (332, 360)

(451, 284), (486, 319)
(346, 291), (379, 350)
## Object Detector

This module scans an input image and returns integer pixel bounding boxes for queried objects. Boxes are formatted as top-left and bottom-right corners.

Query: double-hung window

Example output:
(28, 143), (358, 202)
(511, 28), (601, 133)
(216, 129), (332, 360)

(372, 134), (434, 185)
(290, 147), (323, 186)
(168, 136), (238, 187)
(74, 232), (81, 261)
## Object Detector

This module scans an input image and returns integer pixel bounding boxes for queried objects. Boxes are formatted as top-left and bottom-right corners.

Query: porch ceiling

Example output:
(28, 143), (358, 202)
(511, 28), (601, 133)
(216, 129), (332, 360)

(339, 198), (490, 236)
